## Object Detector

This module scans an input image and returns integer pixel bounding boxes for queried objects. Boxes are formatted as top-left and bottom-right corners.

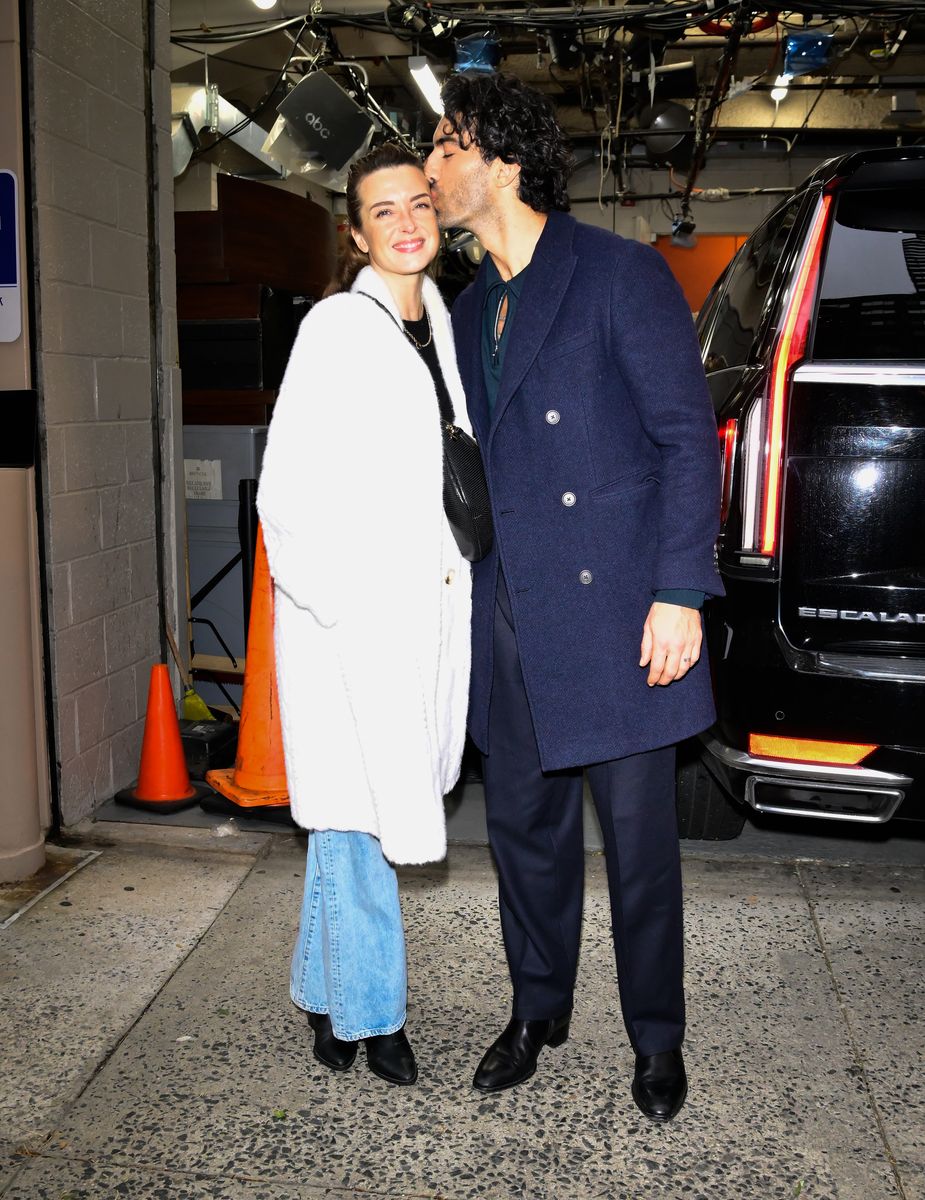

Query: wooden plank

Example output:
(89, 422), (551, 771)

(191, 652), (245, 682)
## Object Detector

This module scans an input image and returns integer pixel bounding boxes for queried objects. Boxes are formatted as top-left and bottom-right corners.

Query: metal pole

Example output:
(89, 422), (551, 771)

(238, 477), (258, 646)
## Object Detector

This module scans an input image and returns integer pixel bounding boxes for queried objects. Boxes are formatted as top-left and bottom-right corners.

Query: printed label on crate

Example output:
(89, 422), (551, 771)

(0, 171), (22, 343)
(184, 458), (223, 500)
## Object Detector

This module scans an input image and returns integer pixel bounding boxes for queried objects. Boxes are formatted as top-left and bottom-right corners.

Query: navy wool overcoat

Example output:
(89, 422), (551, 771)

(452, 210), (725, 771)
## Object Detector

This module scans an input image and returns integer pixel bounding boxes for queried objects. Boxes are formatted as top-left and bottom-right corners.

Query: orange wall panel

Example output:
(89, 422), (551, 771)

(654, 234), (747, 313)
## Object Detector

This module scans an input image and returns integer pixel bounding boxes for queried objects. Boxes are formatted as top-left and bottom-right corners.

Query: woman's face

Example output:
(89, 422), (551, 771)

(351, 164), (439, 283)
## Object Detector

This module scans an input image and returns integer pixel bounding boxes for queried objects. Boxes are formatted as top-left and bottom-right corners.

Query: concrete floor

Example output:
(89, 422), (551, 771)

(0, 819), (923, 1200)
(97, 778), (925, 870)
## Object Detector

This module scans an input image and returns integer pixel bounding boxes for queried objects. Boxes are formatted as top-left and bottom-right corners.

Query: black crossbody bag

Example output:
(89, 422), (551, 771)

(358, 292), (493, 563)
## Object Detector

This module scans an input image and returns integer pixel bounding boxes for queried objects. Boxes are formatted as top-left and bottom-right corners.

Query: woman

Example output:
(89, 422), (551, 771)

(257, 143), (472, 1086)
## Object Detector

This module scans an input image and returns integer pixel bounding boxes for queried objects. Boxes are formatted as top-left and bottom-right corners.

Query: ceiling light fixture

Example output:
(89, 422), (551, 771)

(770, 73), (791, 104)
(252, 0), (278, 9)
(408, 57), (443, 116)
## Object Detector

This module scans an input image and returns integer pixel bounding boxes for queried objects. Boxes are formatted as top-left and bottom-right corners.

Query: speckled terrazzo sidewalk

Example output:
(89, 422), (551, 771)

(1, 835), (922, 1200)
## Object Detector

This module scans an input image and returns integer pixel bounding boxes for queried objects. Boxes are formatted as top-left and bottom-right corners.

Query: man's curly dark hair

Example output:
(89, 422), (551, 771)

(440, 73), (572, 213)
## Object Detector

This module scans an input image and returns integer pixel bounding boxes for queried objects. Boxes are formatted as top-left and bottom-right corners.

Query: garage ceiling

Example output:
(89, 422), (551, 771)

(170, 2), (925, 190)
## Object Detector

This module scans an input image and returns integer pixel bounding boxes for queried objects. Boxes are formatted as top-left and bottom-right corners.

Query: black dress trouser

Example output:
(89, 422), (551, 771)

(481, 573), (685, 1056)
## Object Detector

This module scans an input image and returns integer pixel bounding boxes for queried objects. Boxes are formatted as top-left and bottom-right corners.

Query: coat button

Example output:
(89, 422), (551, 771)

(579, 569), (593, 585)
(562, 491), (576, 507)
(545, 410), (560, 424)
(445, 569), (455, 585)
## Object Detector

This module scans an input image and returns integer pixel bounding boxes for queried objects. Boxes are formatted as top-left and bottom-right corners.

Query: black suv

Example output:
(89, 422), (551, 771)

(678, 146), (925, 840)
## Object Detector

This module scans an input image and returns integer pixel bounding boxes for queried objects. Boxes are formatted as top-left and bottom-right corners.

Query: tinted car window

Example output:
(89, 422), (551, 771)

(814, 187), (925, 361)
(702, 200), (801, 373)
(697, 275), (725, 349)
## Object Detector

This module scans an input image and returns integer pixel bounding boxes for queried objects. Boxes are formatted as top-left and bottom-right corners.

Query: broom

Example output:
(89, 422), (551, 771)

(165, 626), (216, 722)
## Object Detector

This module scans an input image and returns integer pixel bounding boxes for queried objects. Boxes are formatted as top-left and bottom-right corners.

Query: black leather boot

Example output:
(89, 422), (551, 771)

(307, 1012), (358, 1072)
(364, 1026), (417, 1085)
(472, 1014), (571, 1093)
(632, 1048), (687, 1121)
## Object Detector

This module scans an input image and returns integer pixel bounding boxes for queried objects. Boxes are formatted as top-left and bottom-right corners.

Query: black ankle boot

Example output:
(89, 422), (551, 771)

(307, 1012), (357, 1072)
(632, 1048), (687, 1121)
(364, 1026), (417, 1085)
(472, 1014), (571, 1093)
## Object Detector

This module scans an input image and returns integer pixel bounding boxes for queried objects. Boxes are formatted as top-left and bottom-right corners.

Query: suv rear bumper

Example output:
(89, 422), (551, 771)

(701, 733), (912, 824)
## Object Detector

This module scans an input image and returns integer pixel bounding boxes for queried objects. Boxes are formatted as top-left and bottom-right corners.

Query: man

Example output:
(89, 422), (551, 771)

(425, 73), (722, 1121)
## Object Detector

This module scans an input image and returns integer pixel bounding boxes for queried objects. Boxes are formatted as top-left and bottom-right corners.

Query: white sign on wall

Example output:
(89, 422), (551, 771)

(184, 458), (223, 500)
(0, 170), (22, 343)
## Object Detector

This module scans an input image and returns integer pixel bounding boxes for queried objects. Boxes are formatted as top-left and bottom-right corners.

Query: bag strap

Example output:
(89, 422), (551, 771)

(356, 290), (456, 424)
(356, 290), (402, 329)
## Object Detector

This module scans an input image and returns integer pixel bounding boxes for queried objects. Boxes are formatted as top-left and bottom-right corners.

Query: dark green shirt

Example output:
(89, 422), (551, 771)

(481, 255), (529, 420)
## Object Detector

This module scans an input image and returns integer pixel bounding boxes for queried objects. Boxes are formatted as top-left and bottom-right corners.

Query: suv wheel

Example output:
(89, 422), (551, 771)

(676, 743), (746, 841)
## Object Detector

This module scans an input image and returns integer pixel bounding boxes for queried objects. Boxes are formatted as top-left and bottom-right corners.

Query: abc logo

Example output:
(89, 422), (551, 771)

(303, 112), (331, 139)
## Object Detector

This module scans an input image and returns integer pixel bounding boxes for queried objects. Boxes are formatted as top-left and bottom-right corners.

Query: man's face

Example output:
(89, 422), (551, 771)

(424, 117), (494, 232)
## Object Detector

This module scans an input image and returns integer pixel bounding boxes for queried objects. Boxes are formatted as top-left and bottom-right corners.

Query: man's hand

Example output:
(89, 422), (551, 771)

(639, 603), (702, 687)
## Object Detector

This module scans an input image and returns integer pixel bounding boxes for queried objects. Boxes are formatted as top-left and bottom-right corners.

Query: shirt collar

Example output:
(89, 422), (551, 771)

(484, 254), (530, 301)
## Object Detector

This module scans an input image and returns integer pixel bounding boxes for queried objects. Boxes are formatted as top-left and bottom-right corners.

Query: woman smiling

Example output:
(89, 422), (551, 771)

(257, 143), (472, 1086)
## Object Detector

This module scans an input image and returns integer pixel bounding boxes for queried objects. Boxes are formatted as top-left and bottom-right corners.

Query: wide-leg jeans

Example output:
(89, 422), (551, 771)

(290, 829), (407, 1041)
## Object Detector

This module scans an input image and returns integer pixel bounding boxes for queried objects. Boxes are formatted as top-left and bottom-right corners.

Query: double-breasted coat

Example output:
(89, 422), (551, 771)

(452, 211), (723, 771)
(257, 267), (472, 864)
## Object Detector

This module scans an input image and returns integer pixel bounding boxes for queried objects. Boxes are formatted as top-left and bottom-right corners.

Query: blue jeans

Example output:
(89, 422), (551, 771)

(290, 830), (407, 1041)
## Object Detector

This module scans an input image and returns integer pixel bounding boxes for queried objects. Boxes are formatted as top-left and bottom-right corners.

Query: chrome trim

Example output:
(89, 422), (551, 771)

(817, 652), (925, 683)
(701, 733), (912, 789)
(744, 776), (904, 824)
(772, 628), (925, 683)
(793, 363), (925, 387)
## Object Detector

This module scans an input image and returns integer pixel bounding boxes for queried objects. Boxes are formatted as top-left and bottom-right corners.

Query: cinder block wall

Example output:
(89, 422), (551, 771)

(29, 0), (181, 825)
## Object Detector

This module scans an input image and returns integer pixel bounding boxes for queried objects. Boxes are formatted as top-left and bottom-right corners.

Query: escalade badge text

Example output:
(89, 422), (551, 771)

(799, 606), (925, 624)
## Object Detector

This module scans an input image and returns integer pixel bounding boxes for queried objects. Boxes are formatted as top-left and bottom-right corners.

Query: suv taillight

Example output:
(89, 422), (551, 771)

(739, 194), (832, 561)
(719, 418), (737, 526)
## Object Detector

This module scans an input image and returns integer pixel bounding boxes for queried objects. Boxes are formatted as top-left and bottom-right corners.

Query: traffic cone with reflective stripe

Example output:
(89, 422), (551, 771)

(115, 664), (211, 812)
(202, 525), (292, 822)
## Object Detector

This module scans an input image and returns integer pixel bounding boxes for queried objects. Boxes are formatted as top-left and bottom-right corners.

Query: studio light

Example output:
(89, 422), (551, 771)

(770, 73), (791, 104)
(409, 57), (443, 116)
(639, 101), (693, 167)
(252, 0), (278, 9)
(670, 213), (697, 249)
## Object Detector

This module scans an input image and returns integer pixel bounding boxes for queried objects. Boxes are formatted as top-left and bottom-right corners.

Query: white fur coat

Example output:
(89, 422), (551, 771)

(256, 267), (472, 864)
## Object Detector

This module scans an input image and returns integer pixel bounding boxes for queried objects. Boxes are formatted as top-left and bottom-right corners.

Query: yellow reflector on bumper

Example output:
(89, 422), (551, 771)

(748, 734), (877, 766)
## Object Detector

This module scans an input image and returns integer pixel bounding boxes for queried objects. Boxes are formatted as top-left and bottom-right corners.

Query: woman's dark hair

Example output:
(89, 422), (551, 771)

(440, 73), (571, 214)
(324, 141), (423, 297)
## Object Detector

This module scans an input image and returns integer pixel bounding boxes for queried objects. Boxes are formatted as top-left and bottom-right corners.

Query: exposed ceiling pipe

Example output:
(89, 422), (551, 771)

(678, 11), (749, 223)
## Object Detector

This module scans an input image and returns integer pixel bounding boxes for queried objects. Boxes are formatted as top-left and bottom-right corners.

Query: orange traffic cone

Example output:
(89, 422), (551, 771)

(115, 664), (211, 812)
(202, 525), (292, 823)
